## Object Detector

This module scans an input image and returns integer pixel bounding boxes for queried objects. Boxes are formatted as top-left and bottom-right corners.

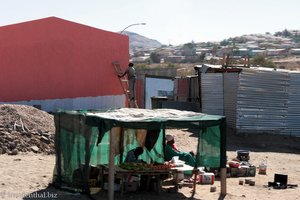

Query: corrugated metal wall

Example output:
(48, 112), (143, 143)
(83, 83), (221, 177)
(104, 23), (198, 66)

(190, 76), (199, 102)
(1, 95), (125, 112)
(174, 77), (189, 102)
(285, 72), (300, 136)
(236, 68), (290, 134)
(174, 67), (300, 137)
(174, 76), (199, 102)
(224, 73), (239, 129)
(200, 73), (239, 128)
(201, 74), (224, 115)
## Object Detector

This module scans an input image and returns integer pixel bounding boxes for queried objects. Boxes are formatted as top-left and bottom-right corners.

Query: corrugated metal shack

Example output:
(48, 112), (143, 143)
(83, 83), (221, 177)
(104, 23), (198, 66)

(173, 64), (300, 137)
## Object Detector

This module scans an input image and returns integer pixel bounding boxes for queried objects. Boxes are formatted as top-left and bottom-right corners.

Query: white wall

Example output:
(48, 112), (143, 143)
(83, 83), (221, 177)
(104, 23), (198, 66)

(1, 95), (125, 112)
(145, 77), (174, 109)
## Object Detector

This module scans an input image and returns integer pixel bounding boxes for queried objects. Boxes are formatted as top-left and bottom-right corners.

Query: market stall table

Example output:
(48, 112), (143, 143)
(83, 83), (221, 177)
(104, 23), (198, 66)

(53, 108), (227, 200)
(101, 164), (174, 196)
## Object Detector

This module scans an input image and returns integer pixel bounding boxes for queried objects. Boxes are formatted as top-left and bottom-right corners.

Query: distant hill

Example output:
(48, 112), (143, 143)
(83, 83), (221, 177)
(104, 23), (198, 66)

(123, 31), (162, 49)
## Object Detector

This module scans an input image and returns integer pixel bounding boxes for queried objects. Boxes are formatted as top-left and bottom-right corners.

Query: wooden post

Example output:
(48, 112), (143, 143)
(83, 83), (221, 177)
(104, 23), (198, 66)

(191, 169), (199, 197)
(220, 118), (227, 196)
(220, 167), (227, 195)
(222, 53), (226, 67)
(108, 127), (117, 200)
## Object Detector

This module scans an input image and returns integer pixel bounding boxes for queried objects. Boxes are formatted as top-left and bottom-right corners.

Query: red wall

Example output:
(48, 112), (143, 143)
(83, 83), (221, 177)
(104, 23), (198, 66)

(176, 78), (189, 101)
(0, 17), (129, 102)
(136, 79), (145, 108)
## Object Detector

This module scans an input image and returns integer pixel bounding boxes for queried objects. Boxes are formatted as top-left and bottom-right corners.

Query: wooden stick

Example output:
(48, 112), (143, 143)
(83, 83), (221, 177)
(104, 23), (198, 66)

(191, 169), (199, 197)
(19, 118), (25, 132)
(220, 167), (227, 195)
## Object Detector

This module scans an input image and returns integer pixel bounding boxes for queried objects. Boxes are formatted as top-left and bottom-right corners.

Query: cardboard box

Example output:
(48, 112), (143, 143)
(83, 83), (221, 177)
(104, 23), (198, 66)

(89, 179), (97, 187)
(230, 168), (238, 177)
(247, 166), (256, 177)
(230, 167), (249, 177)
(237, 167), (248, 177)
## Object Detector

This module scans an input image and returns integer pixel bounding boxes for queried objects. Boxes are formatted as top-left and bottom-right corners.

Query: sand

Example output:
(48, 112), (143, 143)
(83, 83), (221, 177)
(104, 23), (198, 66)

(0, 129), (299, 200)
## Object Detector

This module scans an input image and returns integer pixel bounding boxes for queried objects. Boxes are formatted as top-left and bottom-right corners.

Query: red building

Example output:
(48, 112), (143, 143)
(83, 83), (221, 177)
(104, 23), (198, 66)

(0, 17), (129, 111)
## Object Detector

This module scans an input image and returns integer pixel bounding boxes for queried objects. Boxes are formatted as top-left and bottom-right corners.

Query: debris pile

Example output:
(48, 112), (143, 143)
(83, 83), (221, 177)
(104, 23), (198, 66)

(227, 150), (256, 177)
(0, 104), (55, 155)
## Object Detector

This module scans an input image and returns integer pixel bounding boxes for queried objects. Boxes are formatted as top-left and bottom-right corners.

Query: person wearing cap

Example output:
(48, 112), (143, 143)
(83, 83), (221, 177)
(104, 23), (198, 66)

(165, 134), (196, 167)
(118, 62), (136, 106)
(166, 135), (179, 151)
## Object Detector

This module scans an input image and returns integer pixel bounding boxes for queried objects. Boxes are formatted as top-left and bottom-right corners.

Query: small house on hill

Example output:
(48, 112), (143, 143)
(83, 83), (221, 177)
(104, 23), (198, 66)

(0, 17), (129, 111)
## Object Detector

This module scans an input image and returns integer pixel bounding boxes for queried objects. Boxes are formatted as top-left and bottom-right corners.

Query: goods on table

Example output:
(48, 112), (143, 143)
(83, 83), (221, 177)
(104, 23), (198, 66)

(119, 162), (172, 171)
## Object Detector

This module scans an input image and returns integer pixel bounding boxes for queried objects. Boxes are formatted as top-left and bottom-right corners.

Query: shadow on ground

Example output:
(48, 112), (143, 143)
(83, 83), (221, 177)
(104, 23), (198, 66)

(183, 128), (300, 154)
(22, 186), (90, 200)
(23, 185), (193, 200)
(225, 129), (300, 154)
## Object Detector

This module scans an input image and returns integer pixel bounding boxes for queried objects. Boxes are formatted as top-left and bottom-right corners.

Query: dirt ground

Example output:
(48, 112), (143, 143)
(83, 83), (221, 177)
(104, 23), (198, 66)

(0, 129), (300, 200)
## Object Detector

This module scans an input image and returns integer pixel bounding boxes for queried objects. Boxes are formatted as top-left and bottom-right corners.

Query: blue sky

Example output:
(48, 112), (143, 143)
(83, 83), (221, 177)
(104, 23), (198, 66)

(1, 0), (299, 45)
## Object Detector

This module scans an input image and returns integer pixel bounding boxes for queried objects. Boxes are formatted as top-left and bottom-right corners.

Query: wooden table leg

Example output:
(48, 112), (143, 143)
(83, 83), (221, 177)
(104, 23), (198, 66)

(156, 175), (161, 195)
(146, 175), (151, 191)
(191, 169), (199, 197)
(120, 174), (125, 197)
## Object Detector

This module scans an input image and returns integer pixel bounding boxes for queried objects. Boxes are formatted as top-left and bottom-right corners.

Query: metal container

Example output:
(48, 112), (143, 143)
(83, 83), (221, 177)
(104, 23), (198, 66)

(236, 150), (250, 161)
(199, 172), (215, 185)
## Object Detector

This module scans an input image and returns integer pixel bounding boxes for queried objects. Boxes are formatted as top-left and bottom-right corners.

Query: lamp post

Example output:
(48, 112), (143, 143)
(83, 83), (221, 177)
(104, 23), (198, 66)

(120, 23), (146, 34)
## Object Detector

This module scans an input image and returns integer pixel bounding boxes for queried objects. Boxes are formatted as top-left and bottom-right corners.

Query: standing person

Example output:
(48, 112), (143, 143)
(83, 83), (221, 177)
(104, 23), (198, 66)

(118, 62), (136, 106)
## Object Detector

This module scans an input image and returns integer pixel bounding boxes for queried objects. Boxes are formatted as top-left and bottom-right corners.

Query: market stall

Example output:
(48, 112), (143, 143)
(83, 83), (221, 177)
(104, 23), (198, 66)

(53, 108), (226, 200)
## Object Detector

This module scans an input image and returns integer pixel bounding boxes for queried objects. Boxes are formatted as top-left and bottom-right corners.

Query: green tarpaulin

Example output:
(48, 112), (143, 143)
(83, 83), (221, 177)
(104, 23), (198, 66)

(53, 108), (226, 193)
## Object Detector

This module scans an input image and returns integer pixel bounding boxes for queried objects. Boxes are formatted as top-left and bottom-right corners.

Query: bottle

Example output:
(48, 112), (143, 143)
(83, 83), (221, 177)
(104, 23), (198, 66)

(258, 160), (267, 175)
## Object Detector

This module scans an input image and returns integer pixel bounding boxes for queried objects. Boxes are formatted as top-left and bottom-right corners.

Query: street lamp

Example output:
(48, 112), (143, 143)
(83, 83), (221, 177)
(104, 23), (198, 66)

(120, 23), (146, 34)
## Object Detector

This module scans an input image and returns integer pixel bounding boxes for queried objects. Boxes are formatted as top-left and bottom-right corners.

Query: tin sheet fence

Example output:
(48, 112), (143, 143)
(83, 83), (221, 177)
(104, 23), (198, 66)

(236, 68), (300, 136)
(175, 68), (300, 136)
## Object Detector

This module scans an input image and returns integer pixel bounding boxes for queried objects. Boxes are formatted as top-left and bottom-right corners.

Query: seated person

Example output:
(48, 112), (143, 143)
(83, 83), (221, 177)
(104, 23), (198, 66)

(125, 146), (145, 163)
(165, 135), (196, 167)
